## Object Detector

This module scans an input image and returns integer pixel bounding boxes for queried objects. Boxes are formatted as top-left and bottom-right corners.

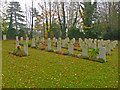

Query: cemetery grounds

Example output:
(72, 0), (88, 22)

(2, 39), (119, 88)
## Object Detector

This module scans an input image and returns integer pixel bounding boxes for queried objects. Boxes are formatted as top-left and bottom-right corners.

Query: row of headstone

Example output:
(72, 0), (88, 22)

(19, 36), (118, 61)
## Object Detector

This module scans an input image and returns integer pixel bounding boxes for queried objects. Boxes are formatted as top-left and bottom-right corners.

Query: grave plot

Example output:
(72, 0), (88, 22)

(2, 40), (118, 88)
(18, 37), (119, 63)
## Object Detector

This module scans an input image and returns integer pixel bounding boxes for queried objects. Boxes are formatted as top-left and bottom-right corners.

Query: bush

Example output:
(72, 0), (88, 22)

(68, 26), (85, 40)
(89, 48), (99, 60)
(51, 23), (61, 39)
(7, 28), (17, 39)
(18, 29), (25, 38)
(103, 29), (118, 40)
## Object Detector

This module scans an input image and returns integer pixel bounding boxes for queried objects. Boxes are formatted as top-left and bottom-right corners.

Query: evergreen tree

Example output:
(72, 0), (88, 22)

(6, 1), (25, 39)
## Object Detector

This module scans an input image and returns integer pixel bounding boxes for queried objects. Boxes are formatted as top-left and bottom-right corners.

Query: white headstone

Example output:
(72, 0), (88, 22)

(21, 37), (23, 44)
(41, 37), (44, 43)
(98, 40), (102, 49)
(68, 43), (74, 54)
(105, 43), (111, 55)
(53, 37), (56, 43)
(16, 41), (19, 48)
(66, 37), (69, 43)
(26, 37), (29, 43)
(72, 38), (75, 44)
(92, 42), (97, 49)
(16, 36), (18, 41)
(62, 40), (66, 48)
(24, 43), (28, 55)
(99, 47), (106, 62)
(59, 37), (61, 42)
(48, 38), (51, 50)
(88, 38), (92, 48)
(79, 38), (82, 43)
(57, 41), (61, 51)
(79, 38), (83, 48)
(82, 44), (88, 57)
(32, 38), (35, 47)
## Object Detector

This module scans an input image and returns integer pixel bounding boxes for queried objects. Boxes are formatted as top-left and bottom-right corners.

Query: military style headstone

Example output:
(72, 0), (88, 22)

(48, 38), (51, 50)
(24, 43), (28, 56)
(82, 44), (88, 57)
(53, 37), (56, 43)
(68, 42), (74, 54)
(41, 37), (44, 43)
(32, 38), (36, 47)
(16, 36), (19, 48)
(62, 40), (66, 48)
(21, 37), (23, 44)
(26, 37), (29, 43)
(99, 47), (106, 62)
(57, 41), (61, 51)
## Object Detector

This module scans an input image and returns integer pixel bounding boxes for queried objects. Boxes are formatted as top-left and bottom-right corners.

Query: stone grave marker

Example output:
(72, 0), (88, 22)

(68, 42), (74, 54)
(99, 47), (106, 62)
(21, 37), (23, 44)
(32, 38), (36, 47)
(26, 37), (29, 43)
(53, 37), (56, 43)
(41, 37), (44, 43)
(62, 40), (66, 48)
(57, 41), (61, 51)
(82, 43), (88, 57)
(48, 38), (51, 50)
(24, 43), (28, 56)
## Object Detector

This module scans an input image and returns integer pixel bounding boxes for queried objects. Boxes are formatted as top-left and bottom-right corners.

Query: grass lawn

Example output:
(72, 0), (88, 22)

(2, 40), (118, 88)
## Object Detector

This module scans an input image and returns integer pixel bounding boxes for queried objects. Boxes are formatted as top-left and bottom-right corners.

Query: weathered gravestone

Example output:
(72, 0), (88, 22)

(16, 36), (18, 41)
(26, 37), (29, 43)
(98, 40), (102, 49)
(57, 41), (61, 51)
(53, 37), (56, 43)
(82, 43), (88, 57)
(105, 43), (111, 55)
(32, 38), (36, 47)
(65, 37), (69, 44)
(72, 38), (75, 44)
(79, 38), (83, 48)
(16, 36), (19, 48)
(48, 38), (51, 50)
(68, 42), (74, 54)
(21, 37), (23, 44)
(92, 42), (97, 49)
(88, 38), (92, 48)
(24, 43), (28, 56)
(59, 37), (61, 42)
(62, 40), (66, 48)
(41, 37), (44, 43)
(99, 47), (106, 62)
